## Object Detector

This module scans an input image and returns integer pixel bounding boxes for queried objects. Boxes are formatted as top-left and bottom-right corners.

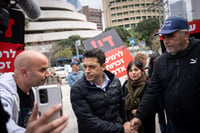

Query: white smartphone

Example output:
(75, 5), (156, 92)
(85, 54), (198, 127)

(35, 84), (63, 122)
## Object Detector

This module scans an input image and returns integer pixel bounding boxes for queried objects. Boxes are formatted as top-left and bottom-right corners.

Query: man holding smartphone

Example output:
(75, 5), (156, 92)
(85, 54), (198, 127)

(70, 48), (134, 133)
(0, 50), (68, 132)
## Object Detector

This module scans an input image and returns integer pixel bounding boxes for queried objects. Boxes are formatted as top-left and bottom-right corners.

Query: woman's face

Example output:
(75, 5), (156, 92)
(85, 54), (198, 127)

(128, 64), (142, 81)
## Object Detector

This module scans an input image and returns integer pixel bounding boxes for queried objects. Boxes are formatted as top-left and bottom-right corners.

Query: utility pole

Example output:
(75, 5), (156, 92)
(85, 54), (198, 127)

(75, 40), (80, 59)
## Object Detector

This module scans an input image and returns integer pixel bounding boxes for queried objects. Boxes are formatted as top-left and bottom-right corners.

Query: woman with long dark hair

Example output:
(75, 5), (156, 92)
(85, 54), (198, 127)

(122, 60), (155, 133)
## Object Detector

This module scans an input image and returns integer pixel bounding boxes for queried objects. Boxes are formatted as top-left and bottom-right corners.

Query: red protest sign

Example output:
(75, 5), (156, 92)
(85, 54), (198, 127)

(189, 19), (200, 34)
(0, 42), (24, 74)
(0, 9), (24, 75)
(83, 29), (133, 79)
(83, 29), (123, 52)
(105, 45), (133, 78)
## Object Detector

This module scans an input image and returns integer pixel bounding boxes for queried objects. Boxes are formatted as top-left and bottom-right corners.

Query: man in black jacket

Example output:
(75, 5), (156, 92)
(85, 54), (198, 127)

(71, 48), (134, 133)
(130, 16), (200, 133)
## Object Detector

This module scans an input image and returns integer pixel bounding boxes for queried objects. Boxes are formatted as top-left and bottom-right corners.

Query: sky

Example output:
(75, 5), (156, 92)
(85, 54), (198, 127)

(79, 0), (102, 9)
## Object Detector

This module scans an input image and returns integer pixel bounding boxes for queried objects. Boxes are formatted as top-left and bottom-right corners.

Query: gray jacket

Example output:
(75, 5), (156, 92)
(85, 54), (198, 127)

(0, 73), (25, 132)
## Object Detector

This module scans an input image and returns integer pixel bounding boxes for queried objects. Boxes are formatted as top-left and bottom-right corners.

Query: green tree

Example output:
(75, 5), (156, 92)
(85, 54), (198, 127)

(57, 48), (72, 58)
(105, 26), (131, 47)
(128, 29), (142, 46)
(57, 35), (85, 55)
(134, 18), (160, 47)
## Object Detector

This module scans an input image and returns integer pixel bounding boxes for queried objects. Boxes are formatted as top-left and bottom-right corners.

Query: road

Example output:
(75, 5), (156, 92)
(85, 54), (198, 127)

(61, 80), (78, 133)
(60, 79), (161, 133)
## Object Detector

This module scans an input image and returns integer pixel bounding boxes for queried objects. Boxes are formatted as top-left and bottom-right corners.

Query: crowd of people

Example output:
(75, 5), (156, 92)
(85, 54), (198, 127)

(1, 16), (200, 133)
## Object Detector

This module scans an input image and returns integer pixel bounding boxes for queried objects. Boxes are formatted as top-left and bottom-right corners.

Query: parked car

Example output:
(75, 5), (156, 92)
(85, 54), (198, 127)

(54, 66), (66, 79)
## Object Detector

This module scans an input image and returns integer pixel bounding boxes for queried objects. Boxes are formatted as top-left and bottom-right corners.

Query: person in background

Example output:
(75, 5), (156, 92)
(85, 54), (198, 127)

(130, 16), (200, 133)
(67, 61), (84, 87)
(122, 61), (155, 133)
(148, 53), (159, 79)
(134, 52), (149, 81)
(79, 58), (84, 72)
(70, 48), (135, 133)
(0, 50), (68, 132)
(134, 53), (148, 68)
(46, 67), (61, 85)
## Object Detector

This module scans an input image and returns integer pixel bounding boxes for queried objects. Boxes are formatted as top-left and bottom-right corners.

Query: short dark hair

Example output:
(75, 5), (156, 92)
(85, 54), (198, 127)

(127, 60), (143, 73)
(83, 48), (105, 66)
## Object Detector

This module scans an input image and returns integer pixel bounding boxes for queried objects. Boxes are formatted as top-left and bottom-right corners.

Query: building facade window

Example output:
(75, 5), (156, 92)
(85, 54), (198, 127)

(131, 23), (136, 28)
(130, 17), (135, 20)
(116, 6), (122, 9)
(123, 11), (128, 15)
(123, 5), (128, 8)
(136, 16), (141, 19)
(129, 4), (134, 8)
(142, 16), (146, 19)
(135, 4), (139, 7)
(136, 10), (140, 13)
(118, 19), (123, 22)
(124, 18), (129, 21)
(111, 7), (115, 11)
(125, 24), (130, 28)
(111, 14), (116, 17)
(112, 20), (117, 23)
(104, 0), (164, 29)
(117, 12), (122, 16)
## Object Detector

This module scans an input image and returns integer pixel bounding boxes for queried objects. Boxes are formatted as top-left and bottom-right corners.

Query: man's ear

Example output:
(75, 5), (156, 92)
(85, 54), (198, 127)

(19, 67), (28, 77)
(102, 63), (106, 70)
(184, 31), (190, 40)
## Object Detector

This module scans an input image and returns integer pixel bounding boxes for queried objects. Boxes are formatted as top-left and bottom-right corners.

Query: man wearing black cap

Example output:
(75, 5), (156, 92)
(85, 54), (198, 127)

(130, 16), (200, 133)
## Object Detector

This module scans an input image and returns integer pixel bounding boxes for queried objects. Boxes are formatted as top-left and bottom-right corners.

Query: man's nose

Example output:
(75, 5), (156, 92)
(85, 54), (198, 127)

(45, 70), (50, 77)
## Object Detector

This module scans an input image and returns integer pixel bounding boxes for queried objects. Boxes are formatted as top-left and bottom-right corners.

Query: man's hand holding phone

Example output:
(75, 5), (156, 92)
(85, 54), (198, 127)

(25, 85), (68, 133)
(25, 102), (68, 133)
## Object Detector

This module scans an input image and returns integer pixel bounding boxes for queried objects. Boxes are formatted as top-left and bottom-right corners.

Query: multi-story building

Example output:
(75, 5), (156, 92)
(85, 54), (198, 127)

(190, 0), (200, 20)
(102, 0), (164, 29)
(25, 0), (102, 63)
(79, 6), (103, 30)
(170, 1), (187, 19)
(25, 0), (101, 45)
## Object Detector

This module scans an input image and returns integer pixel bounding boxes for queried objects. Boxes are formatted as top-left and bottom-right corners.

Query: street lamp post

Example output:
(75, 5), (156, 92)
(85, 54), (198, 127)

(75, 40), (80, 59)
